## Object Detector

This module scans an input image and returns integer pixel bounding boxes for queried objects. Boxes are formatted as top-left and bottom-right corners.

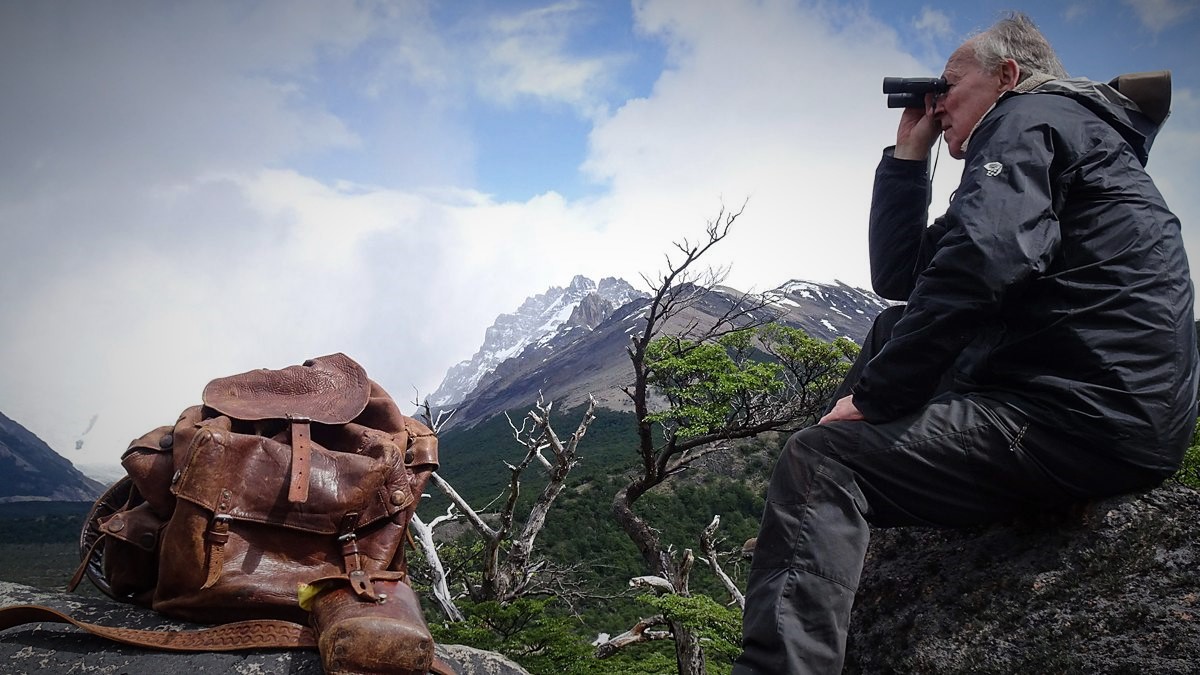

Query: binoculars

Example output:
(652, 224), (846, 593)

(883, 77), (948, 108)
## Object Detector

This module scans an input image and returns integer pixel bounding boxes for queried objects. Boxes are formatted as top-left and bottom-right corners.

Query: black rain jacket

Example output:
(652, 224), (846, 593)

(854, 77), (1199, 474)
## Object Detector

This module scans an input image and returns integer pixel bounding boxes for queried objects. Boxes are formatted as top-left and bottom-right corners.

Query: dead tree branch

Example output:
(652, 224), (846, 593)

(594, 615), (671, 659)
(700, 515), (744, 610)
(410, 509), (465, 621)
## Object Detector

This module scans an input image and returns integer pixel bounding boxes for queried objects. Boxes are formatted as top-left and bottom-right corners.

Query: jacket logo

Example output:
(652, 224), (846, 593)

(983, 161), (1003, 177)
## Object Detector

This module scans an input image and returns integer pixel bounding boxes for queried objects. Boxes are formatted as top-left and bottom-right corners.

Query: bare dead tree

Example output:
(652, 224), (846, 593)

(413, 393), (598, 605)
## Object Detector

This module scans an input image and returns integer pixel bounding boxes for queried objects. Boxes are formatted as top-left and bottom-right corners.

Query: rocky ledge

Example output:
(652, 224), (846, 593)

(846, 482), (1200, 674)
(0, 580), (529, 674)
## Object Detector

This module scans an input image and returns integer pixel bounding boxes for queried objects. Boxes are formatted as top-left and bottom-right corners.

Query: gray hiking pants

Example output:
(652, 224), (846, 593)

(733, 307), (1165, 674)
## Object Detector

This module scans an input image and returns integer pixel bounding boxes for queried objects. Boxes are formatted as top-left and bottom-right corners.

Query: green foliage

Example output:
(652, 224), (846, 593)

(638, 593), (743, 661)
(758, 325), (859, 397)
(426, 597), (684, 675)
(644, 325), (858, 440)
(589, 648), (679, 675)
(646, 330), (783, 438)
(430, 598), (595, 675)
(1173, 417), (1200, 488)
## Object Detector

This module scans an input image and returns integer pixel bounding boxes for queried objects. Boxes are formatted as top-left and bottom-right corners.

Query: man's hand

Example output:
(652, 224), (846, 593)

(894, 95), (941, 161)
(819, 395), (866, 425)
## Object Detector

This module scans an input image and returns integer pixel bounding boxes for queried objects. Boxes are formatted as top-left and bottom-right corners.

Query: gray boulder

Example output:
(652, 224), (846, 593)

(846, 483), (1200, 674)
(0, 580), (529, 674)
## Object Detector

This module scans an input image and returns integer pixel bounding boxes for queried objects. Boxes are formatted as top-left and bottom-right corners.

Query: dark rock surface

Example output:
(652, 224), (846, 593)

(846, 483), (1200, 674)
(0, 581), (529, 674)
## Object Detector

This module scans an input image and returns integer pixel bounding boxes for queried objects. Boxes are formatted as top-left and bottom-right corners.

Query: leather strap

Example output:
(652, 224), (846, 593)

(288, 416), (313, 503)
(0, 604), (316, 651)
(68, 534), (104, 593)
(201, 515), (231, 590)
(0, 604), (458, 673)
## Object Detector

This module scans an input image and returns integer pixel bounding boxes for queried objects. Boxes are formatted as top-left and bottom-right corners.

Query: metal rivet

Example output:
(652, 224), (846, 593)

(158, 433), (174, 449)
(107, 515), (125, 532)
(140, 532), (156, 549)
(404, 450), (414, 464)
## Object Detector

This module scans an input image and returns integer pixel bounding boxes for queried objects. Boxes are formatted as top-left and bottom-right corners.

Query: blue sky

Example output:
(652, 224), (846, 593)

(1, 0), (1197, 473)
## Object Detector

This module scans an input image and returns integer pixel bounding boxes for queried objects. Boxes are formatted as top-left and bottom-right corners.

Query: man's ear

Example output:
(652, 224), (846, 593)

(998, 58), (1020, 91)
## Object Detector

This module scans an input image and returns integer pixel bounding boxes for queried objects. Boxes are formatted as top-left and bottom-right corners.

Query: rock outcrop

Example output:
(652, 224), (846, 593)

(0, 581), (530, 674)
(846, 483), (1200, 674)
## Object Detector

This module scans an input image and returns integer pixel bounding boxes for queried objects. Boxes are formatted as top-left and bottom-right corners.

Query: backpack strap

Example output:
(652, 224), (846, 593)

(0, 604), (315, 650)
(0, 605), (459, 674)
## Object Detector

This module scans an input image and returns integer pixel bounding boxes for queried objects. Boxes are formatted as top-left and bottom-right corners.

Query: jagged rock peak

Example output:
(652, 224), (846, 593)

(567, 274), (594, 293)
(428, 276), (648, 407)
(596, 277), (644, 306)
(565, 293), (614, 331)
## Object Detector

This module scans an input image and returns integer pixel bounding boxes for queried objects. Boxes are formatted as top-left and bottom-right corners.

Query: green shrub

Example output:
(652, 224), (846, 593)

(430, 598), (595, 675)
(1173, 418), (1200, 489)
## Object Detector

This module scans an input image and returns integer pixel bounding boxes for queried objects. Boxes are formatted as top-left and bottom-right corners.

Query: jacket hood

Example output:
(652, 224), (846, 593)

(1022, 73), (1170, 166)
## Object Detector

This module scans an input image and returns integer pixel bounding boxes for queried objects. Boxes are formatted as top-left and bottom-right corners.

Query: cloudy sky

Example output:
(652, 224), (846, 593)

(2, 0), (1198, 475)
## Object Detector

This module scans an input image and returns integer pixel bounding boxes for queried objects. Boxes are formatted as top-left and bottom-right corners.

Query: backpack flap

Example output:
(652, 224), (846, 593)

(201, 353), (371, 425)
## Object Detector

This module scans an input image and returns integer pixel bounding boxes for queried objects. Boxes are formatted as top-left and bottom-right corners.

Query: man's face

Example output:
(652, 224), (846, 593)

(935, 43), (1007, 159)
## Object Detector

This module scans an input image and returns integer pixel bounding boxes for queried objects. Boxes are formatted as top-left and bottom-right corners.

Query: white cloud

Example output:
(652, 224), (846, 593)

(1123, 0), (1198, 32)
(914, 6), (954, 38)
(474, 1), (624, 117)
(587, 0), (926, 290)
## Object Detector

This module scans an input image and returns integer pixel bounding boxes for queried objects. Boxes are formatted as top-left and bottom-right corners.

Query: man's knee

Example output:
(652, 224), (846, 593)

(770, 425), (850, 500)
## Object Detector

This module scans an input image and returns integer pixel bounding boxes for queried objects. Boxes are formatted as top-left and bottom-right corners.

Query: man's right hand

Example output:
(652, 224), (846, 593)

(894, 95), (940, 161)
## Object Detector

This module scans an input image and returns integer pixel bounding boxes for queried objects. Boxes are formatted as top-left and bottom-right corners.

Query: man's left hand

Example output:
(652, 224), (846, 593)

(819, 395), (865, 425)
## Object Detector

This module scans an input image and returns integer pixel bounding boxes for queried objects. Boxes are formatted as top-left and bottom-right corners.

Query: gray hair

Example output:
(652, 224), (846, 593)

(971, 12), (1068, 81)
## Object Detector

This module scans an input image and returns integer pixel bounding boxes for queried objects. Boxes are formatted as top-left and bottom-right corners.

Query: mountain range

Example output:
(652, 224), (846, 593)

(429, 275), (648, 407)
(432, 276), (890, 429)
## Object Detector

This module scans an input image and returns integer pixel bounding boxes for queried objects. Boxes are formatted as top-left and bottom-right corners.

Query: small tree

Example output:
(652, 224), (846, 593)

(596, 207), (858, 673)
(411, 395), (597, 616)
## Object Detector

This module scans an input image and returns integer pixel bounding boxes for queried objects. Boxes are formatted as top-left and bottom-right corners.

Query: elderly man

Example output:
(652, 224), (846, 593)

(734, 12), (1197, 674)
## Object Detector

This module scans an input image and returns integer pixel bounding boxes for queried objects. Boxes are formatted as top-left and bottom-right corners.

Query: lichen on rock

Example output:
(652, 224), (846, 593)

(846, 483), (1200, 674)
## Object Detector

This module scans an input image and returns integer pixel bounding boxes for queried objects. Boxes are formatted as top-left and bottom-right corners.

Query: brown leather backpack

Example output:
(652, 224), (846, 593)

(0, 354), (452, 674)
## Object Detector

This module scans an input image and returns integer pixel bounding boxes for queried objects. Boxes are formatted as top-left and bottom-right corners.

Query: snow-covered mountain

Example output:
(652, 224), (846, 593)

(434, 278), (891, 428)
(428, 276), (647, 407)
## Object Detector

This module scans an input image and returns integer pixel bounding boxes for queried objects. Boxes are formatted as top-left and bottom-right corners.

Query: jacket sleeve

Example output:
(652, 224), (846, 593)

(852, 100), (1065, 422)
(868, 148), (940, 300)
